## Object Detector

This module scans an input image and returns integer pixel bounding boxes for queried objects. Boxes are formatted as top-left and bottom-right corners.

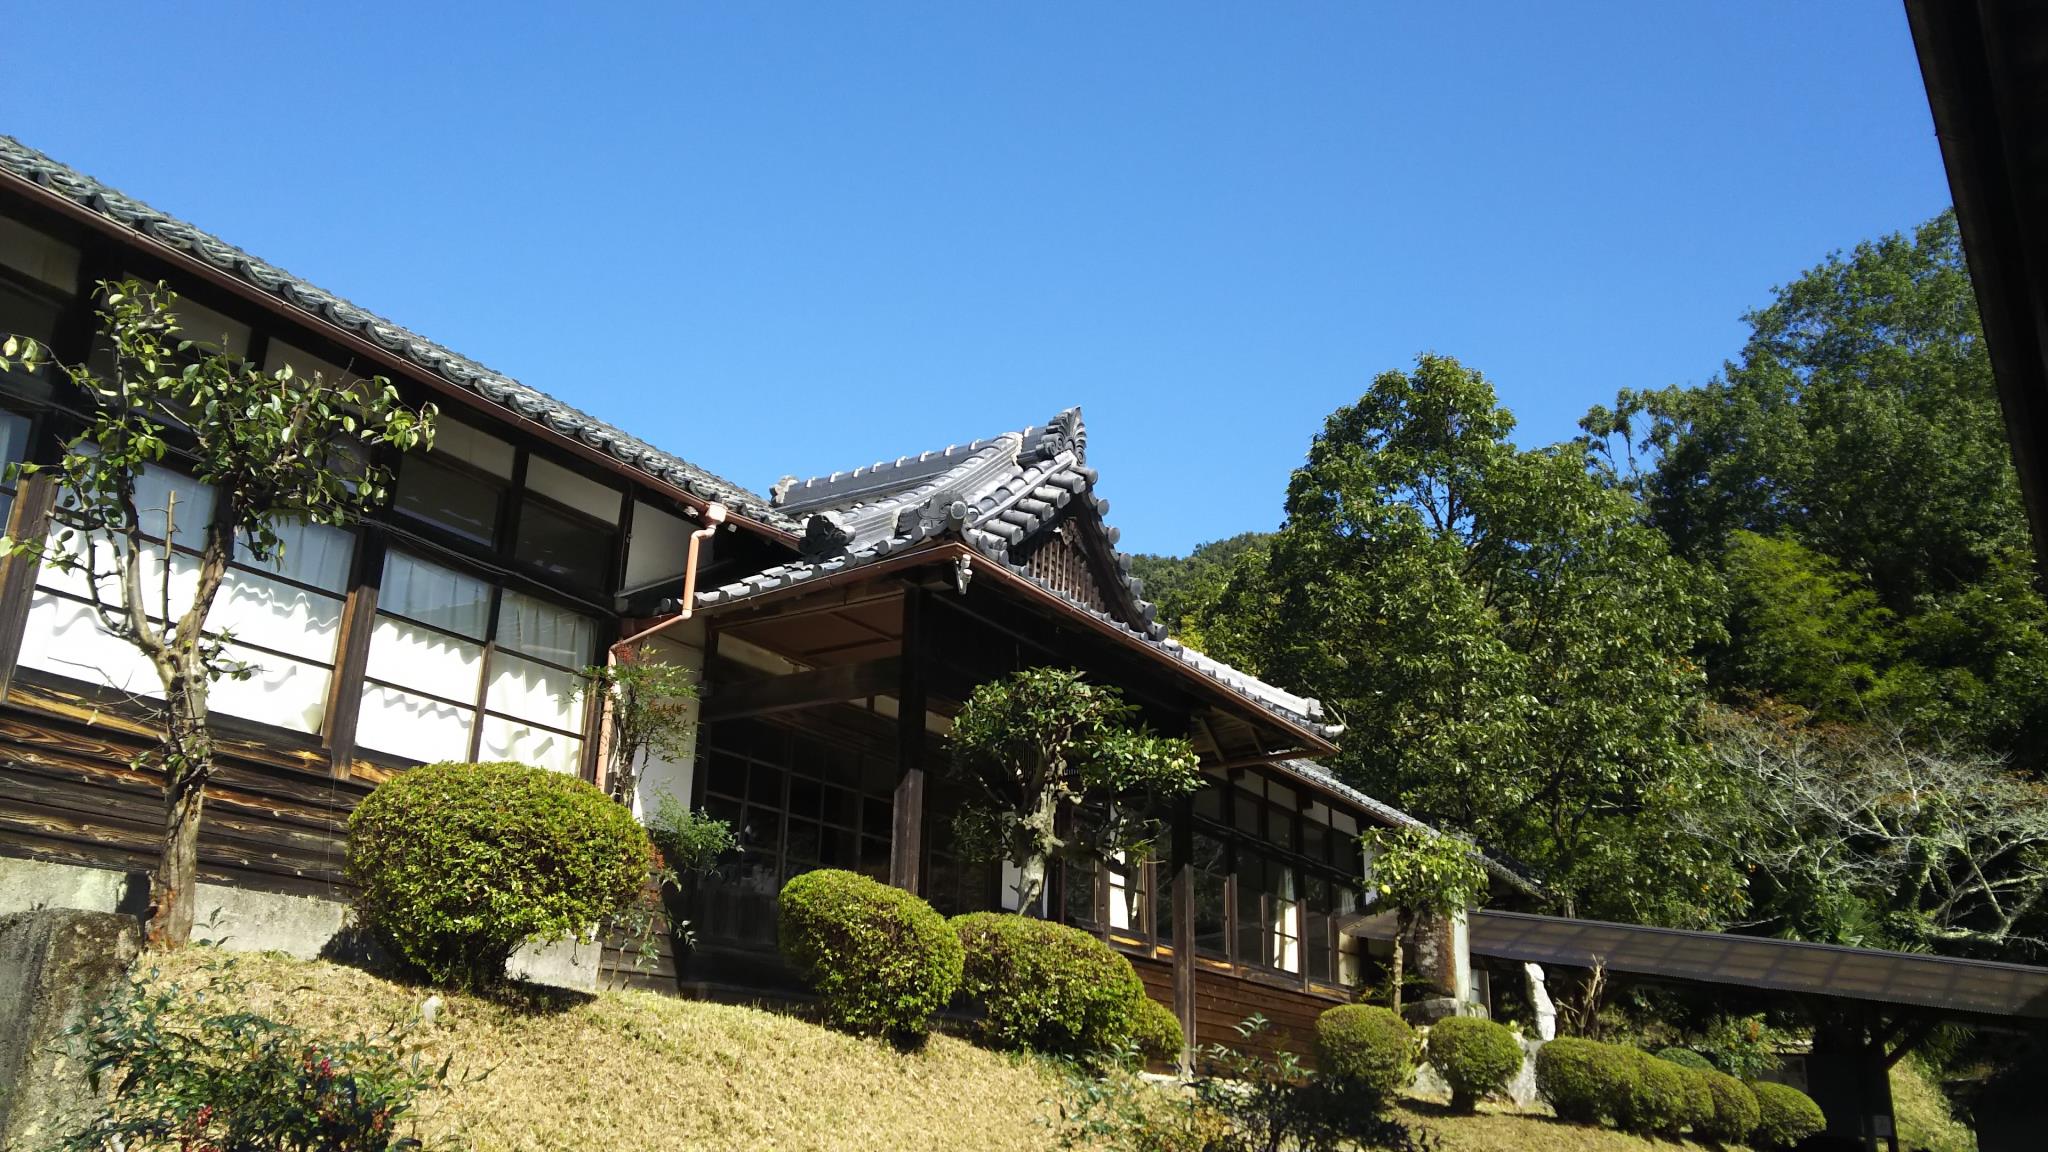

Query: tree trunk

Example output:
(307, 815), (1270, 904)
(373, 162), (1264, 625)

(1014, 853), (1048, 915)
(1390, 910), (1410, 1015)
(145, 675), (215, 949)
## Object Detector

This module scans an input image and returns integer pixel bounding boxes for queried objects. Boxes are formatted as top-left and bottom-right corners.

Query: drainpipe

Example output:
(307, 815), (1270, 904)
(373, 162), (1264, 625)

(596, 501), (725, 805)
(612, 502), (727, 652)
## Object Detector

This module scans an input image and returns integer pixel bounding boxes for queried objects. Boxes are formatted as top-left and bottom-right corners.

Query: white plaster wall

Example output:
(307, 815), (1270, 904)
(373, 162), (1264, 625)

(630, 621), (707, 819)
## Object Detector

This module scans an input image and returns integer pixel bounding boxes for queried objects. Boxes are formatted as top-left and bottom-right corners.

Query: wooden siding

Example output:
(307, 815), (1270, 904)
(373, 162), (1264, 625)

(0, 680), (365, 901)
(1193, 961), (1347, 1065)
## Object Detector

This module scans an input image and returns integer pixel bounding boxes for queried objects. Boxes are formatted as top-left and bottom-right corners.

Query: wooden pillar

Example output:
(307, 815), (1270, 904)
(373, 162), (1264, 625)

(1170, 791), (1197, 1071)
(0, 473), (59, 704)
(889, 589), (926, 893)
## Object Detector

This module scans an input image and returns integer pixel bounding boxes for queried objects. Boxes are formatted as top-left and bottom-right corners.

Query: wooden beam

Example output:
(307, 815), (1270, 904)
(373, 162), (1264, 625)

(890, 590), (927, 893)
(1170, 791), (1197, 1072)
(0, 473), (59, 705)
(699, 657), (901, 722)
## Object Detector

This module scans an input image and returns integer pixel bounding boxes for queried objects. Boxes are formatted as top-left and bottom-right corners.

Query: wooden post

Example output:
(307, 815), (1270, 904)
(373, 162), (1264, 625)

(0, 473), (60, 704)
(1170, 791), (1197, 1072)
(889, 589), (926, 893)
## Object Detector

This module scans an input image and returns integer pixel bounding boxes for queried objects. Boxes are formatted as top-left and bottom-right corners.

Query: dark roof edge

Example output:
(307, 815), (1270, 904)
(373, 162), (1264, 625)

(1275, 758), (1542, 898)
(0, 136), (799, 541)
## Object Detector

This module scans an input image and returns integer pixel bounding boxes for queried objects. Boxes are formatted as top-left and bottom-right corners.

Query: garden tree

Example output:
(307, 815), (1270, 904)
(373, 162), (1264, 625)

(1582, 210), (2048, 767)
(947, 667), (1201, 912)
(1199, 355), (1739, 924)
(1127, 531), (1273, 641)
(1360, 824), (1489, 1013)
(0, 281), (434, 947)
(1693, 706), (2048, 960)
(581, 648), (699, 806)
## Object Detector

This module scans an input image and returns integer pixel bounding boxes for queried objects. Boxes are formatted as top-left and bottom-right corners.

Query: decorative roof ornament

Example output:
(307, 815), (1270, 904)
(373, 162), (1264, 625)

(799, 512), (854, 560)
(895, 488), (971, 539)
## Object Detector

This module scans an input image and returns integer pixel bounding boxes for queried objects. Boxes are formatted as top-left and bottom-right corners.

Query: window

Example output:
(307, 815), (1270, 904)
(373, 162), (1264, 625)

(17, 463), (355, 735)
(355, 550), (595, 772)
(0, 408), (31, 528)
(1193, 832), (1229, 958)
(0, 217), (79, 346)
(392, 419), (515, 546)
(694, 719), (898, 947)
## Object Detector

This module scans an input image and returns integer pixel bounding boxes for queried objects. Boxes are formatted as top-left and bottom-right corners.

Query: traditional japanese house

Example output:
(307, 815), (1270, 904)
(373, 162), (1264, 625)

(0, 136), (1512, 1056)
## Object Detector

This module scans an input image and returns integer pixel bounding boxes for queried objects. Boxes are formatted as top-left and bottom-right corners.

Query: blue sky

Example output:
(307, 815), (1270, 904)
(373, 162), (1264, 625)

(4, 4), (1950, 555)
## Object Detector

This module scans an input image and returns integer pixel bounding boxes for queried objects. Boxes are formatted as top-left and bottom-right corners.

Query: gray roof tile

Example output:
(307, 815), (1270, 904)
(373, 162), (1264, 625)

(0, 135), (796, 532)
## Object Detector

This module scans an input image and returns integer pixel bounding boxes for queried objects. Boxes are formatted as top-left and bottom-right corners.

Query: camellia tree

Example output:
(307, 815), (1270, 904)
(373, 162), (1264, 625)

(0, 281), (435, 947)
(948, 667), (1202, 912)
(581, 648), (699, 807)
(1362, 823), (1490, 1013)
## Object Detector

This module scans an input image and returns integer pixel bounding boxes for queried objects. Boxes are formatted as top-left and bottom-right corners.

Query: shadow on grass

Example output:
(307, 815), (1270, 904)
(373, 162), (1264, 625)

(316, 924), (595, 1016)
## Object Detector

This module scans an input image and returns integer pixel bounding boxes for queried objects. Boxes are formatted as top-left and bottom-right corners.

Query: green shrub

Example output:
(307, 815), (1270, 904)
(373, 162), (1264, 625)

(59, 956), (449, 1152)
(1614, 1048), (1700, 1136)
(1426, 1016), (1524, 1112)
(1750, 1080), (1827, 1149)
(1313, 1005), (1414, 1097)
(1535, 1037), (1622, 1124)
(346, 760), (652, 989)
(1695, 1068), (1761, 1144)
(1130, 994), (1186, 1064)
(778, 869), (963, 1042)
(953, 911), (1150, 1058)
(1655, 1045), (1714, 1071)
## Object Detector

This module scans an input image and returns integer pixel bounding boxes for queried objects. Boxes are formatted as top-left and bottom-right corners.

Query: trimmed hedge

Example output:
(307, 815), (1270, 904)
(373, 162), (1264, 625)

(1696, 1069), (1762, 1144)
(1130, 995), (1185, 1064)
(1315, 1005), (1414, 1097)
(1751, 1080), (1827, 1149)
(779, 869), (963, 1042)
(1535, 1038), (1621, 1124)
(1427, 1017), (1524, 1112)
(1655, 1046), (1714, 1072)
(1614, 1047), (1714, 1136)
(952, 912), (1150, 1058)
(346, 760), (652, 989)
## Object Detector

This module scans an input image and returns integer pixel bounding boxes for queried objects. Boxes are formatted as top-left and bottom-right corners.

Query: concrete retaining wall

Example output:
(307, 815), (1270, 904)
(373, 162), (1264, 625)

(0, 908), (143, 1151)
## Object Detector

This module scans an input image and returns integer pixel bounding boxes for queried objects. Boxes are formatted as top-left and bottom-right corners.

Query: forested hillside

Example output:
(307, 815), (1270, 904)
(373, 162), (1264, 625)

(1144, 211), (2048, 963)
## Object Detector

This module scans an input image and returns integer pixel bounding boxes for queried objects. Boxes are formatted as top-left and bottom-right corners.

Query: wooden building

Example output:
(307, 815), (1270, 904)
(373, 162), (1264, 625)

(0, 136), (1513, 1055)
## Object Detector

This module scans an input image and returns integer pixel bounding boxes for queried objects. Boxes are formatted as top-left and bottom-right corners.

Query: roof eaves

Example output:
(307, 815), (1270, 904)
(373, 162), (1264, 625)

(0, 135), (799, 536)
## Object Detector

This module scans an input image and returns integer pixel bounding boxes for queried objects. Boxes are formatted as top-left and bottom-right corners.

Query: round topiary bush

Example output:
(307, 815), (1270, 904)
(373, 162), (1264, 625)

(1615, 1048), (1698, 1136)
(1426, 1016), (1524, 1112)
(1750, 1080), (1827, 1149)
(1536, 1038), (1624, 1124)
(952, 911), (1150, 1058)
(778, 868), (963, 1042)
(1130, 994), (1185, 1064)
(1695, 1069), (1761, 1144)
(1655, 1046), (1714, 1072)
(1315, 1005), (1415, 1098)
(346, 760), (653, 989)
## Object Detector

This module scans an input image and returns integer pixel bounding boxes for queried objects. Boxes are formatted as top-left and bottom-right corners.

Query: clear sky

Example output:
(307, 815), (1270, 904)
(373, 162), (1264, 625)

(3, 3), (1951, 555)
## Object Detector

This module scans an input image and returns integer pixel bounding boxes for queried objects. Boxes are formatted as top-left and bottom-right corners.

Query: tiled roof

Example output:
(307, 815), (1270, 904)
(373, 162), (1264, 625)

(703, 407), (1337, 736)
(0, 136), (797, 532)
(1277, 758), (1542, 895)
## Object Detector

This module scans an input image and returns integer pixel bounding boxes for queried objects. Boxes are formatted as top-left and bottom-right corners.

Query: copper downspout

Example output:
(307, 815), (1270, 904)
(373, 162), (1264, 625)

(595, 501), (726, 799)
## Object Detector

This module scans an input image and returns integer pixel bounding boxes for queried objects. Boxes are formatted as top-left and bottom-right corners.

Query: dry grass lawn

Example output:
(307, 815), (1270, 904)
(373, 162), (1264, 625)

(132, 950), (1779, 1152)
(144, 949), (1070, 1152)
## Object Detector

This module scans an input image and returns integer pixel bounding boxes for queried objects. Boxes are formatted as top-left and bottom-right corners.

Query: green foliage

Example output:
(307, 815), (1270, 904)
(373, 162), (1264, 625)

(1534, 1037), (1620, 1124)
(1889, 1055), (1975, 1152)
(643, 790), (736, 876)
(1362, 825), (1490, 920)
(948, 668), (1200, 910)
(1049, 1065), (1221, 1152)
(1187, 1017), (1429, 1151)
(345, 761), (652, 989)
(1652, 1045), (1713, 1071)
(1312, 1005), (1415, 1098)
(1749, 1080), (1827, 1149)
(952, 911), (1149, 1059)
(1127, 532), (1273, 645)
(1424, 1017), (1523, 1112)
(1695, 1011), (1789, 1080)
(1203, 354), (1737, 925)
(1717, 530), (1894, 714)
(1694, 1069), (1762, 1145)
(778, 869), (963, 1042)
(1128, 994), (1186, 1065)
(1, 280), (434, 945)
(58, 955), (456, 1152)
(578, 652), (697, 805)
(1612, 1047), (1701, 1137)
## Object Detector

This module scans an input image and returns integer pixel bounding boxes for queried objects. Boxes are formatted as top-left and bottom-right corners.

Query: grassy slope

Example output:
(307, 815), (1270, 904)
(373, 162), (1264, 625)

(146, 951), (1749, 1152)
